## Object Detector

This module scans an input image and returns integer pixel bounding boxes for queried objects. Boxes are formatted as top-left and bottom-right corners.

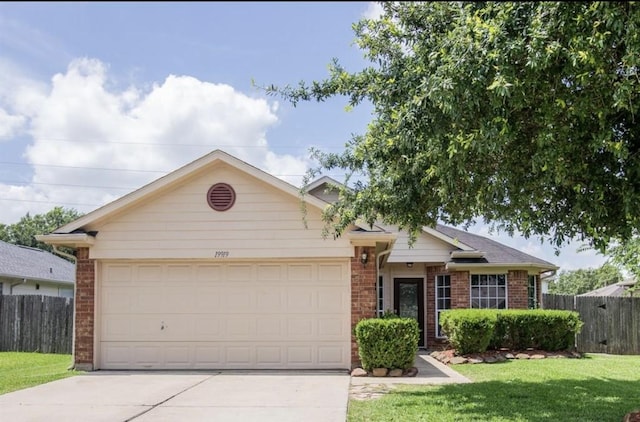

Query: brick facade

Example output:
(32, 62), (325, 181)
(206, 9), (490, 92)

(74, 247), (95, 371)
(507, 270), (529, 309)
(350, 245), (377, 367)
(420, 266), (536, 348)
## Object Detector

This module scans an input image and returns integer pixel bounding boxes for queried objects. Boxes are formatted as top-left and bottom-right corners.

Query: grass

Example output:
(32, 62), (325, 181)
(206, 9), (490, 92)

(348, 354), (640, 422)
(0, 352), (79, 395)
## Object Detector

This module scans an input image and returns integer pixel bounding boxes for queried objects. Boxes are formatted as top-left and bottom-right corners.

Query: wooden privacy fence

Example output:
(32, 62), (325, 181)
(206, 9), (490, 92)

(0, 295), (73, 354)
(543, 293), (640, 355)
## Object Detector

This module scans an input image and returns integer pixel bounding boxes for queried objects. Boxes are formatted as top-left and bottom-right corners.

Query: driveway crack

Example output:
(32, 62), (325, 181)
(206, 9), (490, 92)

(124, 373), (219, 421)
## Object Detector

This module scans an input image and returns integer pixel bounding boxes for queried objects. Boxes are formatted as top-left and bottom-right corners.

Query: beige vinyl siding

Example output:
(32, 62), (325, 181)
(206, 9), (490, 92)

(386, 228), (454, 263)
(87, 163), (352, 260)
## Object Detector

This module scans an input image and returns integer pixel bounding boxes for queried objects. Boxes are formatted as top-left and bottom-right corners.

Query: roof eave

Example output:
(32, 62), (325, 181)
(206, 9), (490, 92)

(0, 273), (74, 285)
(35, 233), (95, 248)
(347, 231), (398, 246)
(445, 262), (560, 272)
(422, 226), (475, 251)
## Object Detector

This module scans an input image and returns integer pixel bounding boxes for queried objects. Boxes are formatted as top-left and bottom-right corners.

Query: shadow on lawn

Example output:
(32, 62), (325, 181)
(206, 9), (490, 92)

(391, 377), (639, 421)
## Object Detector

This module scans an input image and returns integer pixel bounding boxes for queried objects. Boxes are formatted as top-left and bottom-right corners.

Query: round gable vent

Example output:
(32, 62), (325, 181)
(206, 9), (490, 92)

(207, 183), (236, 211)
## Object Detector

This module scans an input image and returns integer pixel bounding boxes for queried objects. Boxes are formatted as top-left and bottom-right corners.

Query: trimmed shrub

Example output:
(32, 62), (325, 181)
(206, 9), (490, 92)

(354, 317), (419, 371)
(440, 310), (497, 354)
(450, 309), (583, 353)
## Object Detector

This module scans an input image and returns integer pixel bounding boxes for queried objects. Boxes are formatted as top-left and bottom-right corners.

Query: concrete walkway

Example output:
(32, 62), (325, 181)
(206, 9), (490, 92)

(350, 351), (471, 386)
(0, 371), (350, 422)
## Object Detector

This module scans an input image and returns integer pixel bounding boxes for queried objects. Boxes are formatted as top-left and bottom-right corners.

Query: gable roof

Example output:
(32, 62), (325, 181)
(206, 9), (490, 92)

(579, 279), (637, 297)
(51, 150), (334, 235)
(0, 240), (75, 284)
(304, 175), (343, 195)
(434, 224), (557, 269)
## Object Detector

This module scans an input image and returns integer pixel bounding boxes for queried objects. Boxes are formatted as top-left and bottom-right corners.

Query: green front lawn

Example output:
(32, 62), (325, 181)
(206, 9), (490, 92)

(348, 354), (640, 422)
(0, 352), (78, 395)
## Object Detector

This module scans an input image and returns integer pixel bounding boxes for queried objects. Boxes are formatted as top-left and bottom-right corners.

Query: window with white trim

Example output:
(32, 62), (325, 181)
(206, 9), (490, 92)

(470, 274), (507, 309)
(377, 275), (384, 317)
(528, 275), (538, 309)
(435, 275), (451, 337)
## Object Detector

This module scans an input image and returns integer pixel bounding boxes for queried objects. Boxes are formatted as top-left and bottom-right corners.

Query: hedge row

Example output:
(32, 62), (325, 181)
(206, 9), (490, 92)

(440, 309), (583, 354)
(354, 317), (420, 371)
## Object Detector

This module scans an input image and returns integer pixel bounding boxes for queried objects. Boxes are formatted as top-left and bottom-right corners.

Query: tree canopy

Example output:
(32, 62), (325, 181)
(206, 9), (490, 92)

(0, 207), (82, 254)
(267, 2), (640, 251)
(548, 262), (623, 295)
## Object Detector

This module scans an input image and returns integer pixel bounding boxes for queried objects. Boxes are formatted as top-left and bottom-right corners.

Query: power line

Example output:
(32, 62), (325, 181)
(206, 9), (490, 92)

(0, 197), (102, 207)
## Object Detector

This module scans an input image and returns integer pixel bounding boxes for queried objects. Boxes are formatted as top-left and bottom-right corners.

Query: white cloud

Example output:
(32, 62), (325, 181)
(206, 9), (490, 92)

(0, 57), (310, 223)
(0, 108), (25, 140)
(363, 2), (384, 20)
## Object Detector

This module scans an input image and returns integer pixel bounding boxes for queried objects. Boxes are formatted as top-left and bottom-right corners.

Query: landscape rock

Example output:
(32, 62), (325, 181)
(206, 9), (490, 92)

(530, 354), (546, 359)
(404, 367), (419, 377)
(484, 355), (498, 363)
(450, 356), (468, 364)
(372, 368), (389, 377)
(515, 353), (530, 359)
(505, 353), (515, 359)
(468, 357), (484, 364)
(351, 368), (368, 377)
(389, 369), (403, 377)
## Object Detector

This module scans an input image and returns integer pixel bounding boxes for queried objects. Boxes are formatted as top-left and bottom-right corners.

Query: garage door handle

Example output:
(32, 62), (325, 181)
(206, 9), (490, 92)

(161, 321), (166, 330)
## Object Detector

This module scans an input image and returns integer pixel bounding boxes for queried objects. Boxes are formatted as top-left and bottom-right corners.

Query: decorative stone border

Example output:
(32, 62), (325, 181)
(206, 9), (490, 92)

(350, 366), (419, 377)
(430, 349), (583, 365)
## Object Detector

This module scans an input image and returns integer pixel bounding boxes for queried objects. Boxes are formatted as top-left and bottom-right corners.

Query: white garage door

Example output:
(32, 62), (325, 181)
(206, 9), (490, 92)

(98, 261), (351, 370)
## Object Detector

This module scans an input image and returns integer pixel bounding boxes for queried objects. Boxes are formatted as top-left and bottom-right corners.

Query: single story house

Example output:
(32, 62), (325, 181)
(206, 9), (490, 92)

(37, 150), (557, 371)
(579, 279), (637, 297)
(0, 240), (75, 298)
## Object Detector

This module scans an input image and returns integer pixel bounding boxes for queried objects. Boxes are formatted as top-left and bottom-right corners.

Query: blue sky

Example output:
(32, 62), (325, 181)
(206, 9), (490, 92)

(0, 2), (607, 271)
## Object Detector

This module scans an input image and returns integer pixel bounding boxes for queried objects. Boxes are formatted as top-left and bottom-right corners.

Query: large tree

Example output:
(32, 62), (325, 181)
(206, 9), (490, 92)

(548, 262), (623, 295)
(267, 2), (640, 250)
(0, 207), (82, 254)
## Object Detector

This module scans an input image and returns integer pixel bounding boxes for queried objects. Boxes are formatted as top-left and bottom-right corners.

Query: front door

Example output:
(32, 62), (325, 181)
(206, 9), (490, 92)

(394, 278), (425, 347)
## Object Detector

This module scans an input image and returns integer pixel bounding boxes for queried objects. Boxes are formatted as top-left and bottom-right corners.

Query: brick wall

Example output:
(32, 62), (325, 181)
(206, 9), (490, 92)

(350, 245), (376, 367)
(74, 247), (95, 370)
(508, 270), (529, 309)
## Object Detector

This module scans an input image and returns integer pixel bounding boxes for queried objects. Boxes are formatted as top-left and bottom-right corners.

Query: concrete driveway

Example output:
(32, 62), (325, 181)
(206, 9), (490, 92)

(0, 371), (350, 422)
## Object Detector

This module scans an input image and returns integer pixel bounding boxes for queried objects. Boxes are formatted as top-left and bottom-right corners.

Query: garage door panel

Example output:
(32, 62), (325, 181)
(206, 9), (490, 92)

(102, 287), (133, 313)
(286, 288), (314, 311)
(137, 265), (163, 282)
(256, 264), (283, 281)
(100, 341), (350, 369)
(195, 265), (223, 282)
(99, 261), (350, 369)
(288, 264), (314, 282)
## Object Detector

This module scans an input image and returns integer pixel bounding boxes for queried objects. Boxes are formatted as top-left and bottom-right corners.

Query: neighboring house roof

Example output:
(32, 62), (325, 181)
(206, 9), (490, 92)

(579, 279), (637, 297)
(434, 224), (557, 269)
(0, 240), (75, 284)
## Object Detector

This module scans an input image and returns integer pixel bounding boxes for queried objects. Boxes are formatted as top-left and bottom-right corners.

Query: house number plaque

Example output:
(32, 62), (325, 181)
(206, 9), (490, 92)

(214, 251), (230, 258)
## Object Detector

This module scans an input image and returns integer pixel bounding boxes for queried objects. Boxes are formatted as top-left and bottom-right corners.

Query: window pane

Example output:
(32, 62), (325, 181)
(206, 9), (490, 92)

(470, 274), (507, 310)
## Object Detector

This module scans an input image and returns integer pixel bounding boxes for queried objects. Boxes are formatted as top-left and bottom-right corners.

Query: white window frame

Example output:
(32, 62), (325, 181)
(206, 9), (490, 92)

(470, 274), (508, 309)
(435, 274), (451, 338)
(377, 275), (384, 317)
(528, 275), (538, 309)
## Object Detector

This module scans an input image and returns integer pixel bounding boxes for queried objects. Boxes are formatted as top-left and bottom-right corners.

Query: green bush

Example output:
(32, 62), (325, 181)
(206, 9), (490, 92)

(446, 309), (583, 354)
(354, 317), (419, 371)
(440, 310), (497, 354)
